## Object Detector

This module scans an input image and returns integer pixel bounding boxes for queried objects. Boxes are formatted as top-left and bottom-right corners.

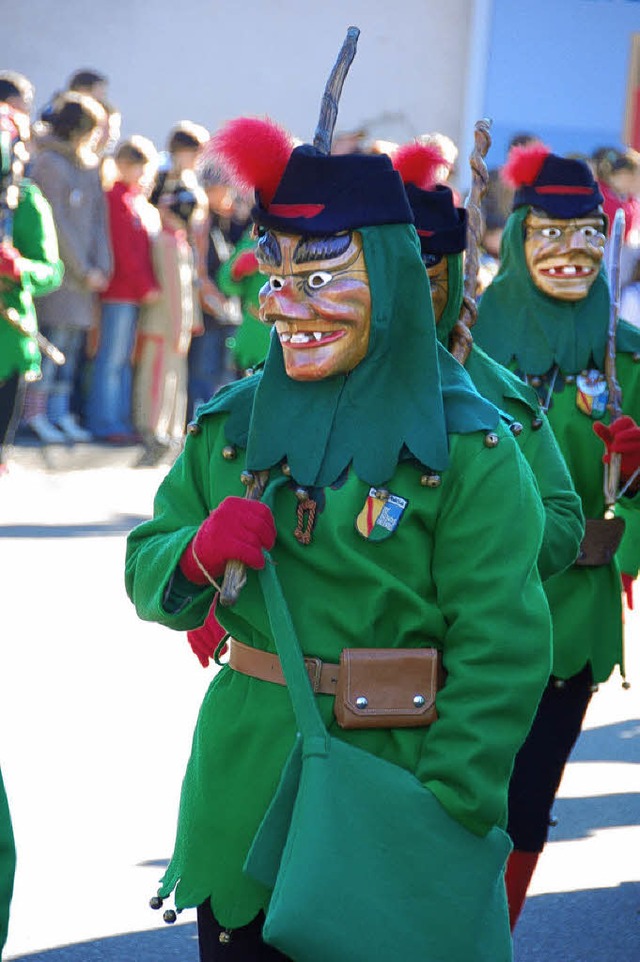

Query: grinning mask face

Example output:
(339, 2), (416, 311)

(257, 229), (371, 381)
(523, 208), (606, 301)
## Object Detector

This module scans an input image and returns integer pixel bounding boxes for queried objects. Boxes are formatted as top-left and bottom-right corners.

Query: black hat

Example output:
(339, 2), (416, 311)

(504, 143), (603, 218)
(405, 183), (467, 257)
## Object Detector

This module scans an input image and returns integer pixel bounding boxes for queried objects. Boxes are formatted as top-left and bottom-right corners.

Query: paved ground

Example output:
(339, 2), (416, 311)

(0, 440), (638, 960)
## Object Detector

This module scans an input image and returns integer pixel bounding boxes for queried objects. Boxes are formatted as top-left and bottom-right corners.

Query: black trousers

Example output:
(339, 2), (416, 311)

(507, 664), (594, 852)
(197, 902), (291, 962)
(0, 371), (25, 463)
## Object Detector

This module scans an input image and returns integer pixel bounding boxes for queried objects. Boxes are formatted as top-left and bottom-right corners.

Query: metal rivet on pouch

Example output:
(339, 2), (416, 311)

(374, 489), (389, 501)
(222, 444), (237, 460)
(413, 695), (426, 707)
(553, 679), (566, 689)
(163, 909), (177, 924)
(509, 422), (523, 436)
(484, 432), (499, 448)
(240, 471), (254, 486)
(531, 418), (543, 431)
(294, 486), (310, 502)
(186, 421), (201, 436)
(219, 930), (233, 944)
(530, 376), (542, 388)
(355, 696), (369, 709)
(149, 896), (163, 910)
(281, 462), (292, 476)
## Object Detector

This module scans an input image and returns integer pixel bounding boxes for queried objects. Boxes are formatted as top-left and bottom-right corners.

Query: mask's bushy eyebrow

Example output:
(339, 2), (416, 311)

(257, 231), (282, 267)
(293, 232), (352, 264)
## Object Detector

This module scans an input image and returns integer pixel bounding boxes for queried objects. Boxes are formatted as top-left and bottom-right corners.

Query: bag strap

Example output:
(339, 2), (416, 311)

(258, 554), (330, 751)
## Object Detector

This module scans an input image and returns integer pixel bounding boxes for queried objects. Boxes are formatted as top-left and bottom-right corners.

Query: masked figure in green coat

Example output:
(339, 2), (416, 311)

(391, 140), (584, 583)
(473, 143), (640, 928)
(126, 38), (552, 961)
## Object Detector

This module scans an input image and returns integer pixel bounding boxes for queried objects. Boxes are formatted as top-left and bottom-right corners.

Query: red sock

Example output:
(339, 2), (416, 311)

(505, 849), (540, 930)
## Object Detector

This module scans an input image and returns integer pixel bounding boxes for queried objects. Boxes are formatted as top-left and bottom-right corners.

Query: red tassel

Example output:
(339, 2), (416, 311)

(208, 117), (295, 207)
(392, 141), (445, 190)
(501, 142), (551, 189)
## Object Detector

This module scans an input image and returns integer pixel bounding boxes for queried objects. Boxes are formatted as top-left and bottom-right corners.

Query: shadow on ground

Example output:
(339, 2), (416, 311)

(514, 882), (640, 962)
(7, 922), (198, 961)
(0, 516), (148, 538)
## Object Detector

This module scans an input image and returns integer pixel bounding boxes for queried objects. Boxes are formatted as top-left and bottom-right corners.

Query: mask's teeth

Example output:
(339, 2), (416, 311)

(562, 265), (577, 276)
(313, 332), (323, 341)
(290, 332), (312, 344)
(280, 332), (291, 342)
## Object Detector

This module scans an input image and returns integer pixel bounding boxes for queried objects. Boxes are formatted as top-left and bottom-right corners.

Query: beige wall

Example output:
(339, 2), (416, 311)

(5, 0), (476, 174)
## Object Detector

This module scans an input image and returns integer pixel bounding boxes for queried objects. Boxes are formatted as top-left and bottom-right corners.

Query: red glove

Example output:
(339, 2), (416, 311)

(593, 416), (640, 481)
(621, 572), (635, 610)
(187, 596), (228, 667)
(231, 249), (259, 282)
(0, 244), (22, 282)
(179, 496), (276, 585)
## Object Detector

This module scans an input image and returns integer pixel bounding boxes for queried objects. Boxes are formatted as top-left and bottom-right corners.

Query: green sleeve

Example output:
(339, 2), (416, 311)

(0, 768), (15, 955)
(12, 183), (64, 297)
(419, 434), (552, 836)
(125, 426), (218, 631)
(520, 415), (585, 581)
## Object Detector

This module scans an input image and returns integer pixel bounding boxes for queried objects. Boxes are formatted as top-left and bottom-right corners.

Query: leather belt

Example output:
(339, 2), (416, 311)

(228, 637), (340, 695)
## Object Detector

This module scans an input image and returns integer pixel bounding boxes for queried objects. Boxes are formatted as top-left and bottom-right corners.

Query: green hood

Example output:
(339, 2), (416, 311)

(473, 206), (640, 374)
(198, 224), (498, 487)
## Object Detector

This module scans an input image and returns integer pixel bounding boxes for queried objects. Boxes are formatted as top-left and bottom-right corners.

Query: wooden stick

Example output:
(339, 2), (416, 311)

(603, 208), (625, 512)
(451, 118), (492, 364)
(313, 27), (360, 156)
(219, 470), (270, 607)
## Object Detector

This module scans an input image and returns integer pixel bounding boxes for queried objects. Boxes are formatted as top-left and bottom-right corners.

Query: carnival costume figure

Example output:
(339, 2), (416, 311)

(126, 33), (552, 961)
(472, 143), (640, 927)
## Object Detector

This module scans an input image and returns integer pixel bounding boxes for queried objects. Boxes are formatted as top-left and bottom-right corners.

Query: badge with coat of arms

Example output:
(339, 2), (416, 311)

(356, 488), (408, 541)
(575, 369), (608, 420)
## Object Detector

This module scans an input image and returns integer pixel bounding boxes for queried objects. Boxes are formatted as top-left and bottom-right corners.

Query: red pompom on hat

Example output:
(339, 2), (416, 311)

(501, 142), (551, 189)
(208, 117), (295, 207)
(392, 142), (445, 191)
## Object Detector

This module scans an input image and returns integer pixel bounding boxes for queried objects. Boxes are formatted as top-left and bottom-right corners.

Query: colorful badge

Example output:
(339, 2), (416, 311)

(575, 369), (608, 420)
(356, 488), (408, 541)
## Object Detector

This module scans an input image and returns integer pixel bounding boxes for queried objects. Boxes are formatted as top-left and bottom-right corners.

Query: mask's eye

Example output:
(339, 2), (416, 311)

(541, 226), (562, 239)
(269, 275), (285, 291)
(581, 225), (600, 239)
(307, 271), (333, 290)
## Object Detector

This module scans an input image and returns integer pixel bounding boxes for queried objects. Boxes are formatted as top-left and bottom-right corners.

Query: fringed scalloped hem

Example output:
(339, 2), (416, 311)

(154, 870), (272, 930)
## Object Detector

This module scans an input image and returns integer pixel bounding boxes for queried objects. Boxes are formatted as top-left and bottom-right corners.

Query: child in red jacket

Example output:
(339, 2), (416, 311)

(86, 136), (160, 442)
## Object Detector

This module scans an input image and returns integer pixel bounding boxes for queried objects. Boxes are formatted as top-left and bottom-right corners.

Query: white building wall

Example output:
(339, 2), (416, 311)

(4, 0), (477, 176)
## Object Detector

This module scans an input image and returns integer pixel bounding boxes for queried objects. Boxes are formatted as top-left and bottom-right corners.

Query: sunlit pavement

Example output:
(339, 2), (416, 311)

(1, 443), (638, 960)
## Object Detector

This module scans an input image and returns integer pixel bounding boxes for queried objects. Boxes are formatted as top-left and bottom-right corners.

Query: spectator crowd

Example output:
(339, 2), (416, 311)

(1, 66), (640, 476)
(0, 66), (270, 473)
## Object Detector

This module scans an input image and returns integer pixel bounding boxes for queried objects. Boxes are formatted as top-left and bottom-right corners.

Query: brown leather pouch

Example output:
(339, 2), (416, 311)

(575, 517), (626, 567)
(333, 647), (442, 730)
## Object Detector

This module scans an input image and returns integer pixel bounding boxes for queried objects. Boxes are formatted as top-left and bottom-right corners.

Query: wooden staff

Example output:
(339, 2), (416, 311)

(1, 304), (66, 366)
(603, 207), (625, 513)
(219, 469), (270, 607)
(451, 118), (492, 364)
(313, 26), (360, 156)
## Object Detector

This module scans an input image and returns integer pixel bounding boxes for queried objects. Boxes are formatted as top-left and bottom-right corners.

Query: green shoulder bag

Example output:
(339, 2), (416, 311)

(244, 555), (513, 962)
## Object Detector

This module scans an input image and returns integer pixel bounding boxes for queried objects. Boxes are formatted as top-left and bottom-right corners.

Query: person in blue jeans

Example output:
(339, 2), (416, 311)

(86, 137), (160, 442)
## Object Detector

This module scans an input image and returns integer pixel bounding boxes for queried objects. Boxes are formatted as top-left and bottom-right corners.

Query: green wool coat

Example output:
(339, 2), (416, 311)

(0, 767), (15, 955)
(474, 209), (640, 682)
(438, 255), (584, 583)
(125, 386), (552, 928)
(0, 181), (64, 382)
